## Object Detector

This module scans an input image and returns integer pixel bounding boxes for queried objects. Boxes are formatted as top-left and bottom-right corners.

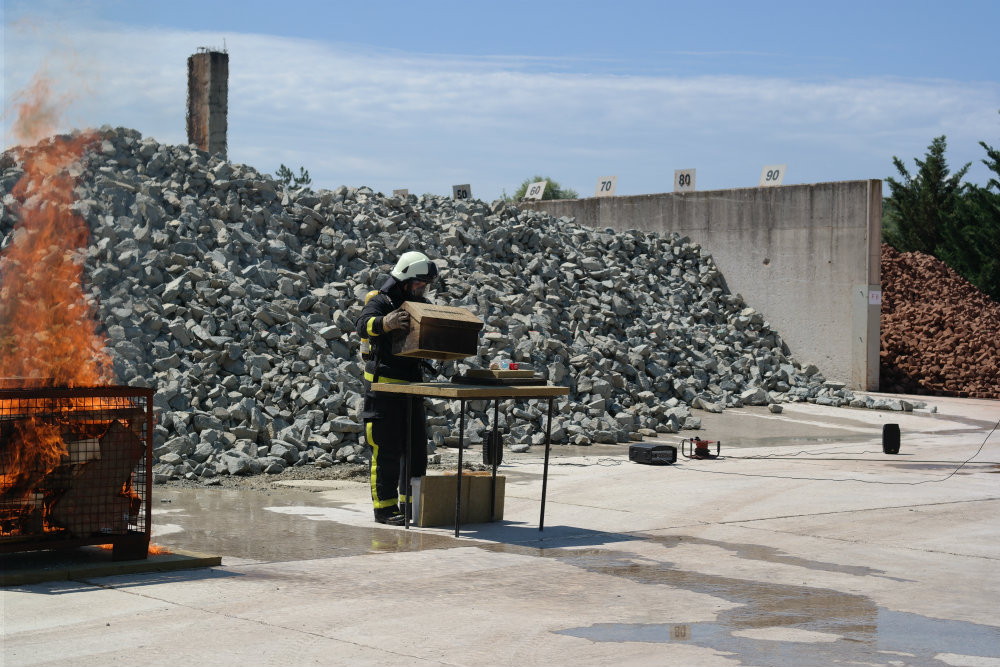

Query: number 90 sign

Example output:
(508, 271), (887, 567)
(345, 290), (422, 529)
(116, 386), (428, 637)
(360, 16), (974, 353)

(759, 165), (786, 187)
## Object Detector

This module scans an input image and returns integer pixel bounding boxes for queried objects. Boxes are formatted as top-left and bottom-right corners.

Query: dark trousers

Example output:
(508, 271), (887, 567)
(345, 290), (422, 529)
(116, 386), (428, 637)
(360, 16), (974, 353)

(363, 394), (427, 510)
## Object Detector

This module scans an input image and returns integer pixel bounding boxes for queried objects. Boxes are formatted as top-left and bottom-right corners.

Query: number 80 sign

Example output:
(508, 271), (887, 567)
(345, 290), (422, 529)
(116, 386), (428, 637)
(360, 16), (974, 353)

(674, 169), (696, 193)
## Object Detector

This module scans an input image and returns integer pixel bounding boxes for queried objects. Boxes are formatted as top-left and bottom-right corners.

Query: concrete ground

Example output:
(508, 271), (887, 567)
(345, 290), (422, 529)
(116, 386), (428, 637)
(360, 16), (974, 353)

(3, 392), (999, 667)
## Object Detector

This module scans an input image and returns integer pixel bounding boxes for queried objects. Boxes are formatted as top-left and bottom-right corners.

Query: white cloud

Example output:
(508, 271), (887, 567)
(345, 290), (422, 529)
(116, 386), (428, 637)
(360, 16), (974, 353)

(4, 19), (998, 200)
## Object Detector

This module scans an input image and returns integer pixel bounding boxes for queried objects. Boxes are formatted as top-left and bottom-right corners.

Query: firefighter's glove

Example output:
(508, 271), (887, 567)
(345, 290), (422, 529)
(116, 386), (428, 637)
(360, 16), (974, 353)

(382, 309), (410, 333)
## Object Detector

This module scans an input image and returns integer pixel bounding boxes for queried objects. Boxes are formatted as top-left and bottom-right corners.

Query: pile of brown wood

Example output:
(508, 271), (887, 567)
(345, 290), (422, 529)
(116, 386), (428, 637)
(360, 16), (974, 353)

(880, 244), (1000, 399)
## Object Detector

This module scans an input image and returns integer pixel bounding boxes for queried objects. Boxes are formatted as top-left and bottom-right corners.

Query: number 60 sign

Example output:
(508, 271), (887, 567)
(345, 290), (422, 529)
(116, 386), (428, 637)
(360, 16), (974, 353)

(524, 180), (548, 200)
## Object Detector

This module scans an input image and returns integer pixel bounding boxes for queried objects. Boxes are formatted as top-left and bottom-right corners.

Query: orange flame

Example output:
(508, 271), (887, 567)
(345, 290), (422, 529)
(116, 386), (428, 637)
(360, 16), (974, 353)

(0, 416), (65, 498)
(96, 543), (171, 556)
(0, 71), (112, 387)
(8, 72), (73, 146)
(0, 72), (116, 509)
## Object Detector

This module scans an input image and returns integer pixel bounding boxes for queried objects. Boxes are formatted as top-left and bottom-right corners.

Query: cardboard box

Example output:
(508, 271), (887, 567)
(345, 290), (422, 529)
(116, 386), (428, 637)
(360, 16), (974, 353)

(392, 302), (484, 361)
(413, 472), (505, 527)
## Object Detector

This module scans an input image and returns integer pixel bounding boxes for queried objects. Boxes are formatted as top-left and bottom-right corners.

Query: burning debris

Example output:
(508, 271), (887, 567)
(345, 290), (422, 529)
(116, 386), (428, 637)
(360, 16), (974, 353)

(0, 80), (151, 559)
(0, 387), (153, 560)
(0, 131), (112, 385)
(1, 127), (922, 485)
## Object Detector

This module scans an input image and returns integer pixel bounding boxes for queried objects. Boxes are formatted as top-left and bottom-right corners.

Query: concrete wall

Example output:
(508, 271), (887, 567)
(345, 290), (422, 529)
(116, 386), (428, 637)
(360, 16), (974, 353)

(520, 180), (882, 390)
(186, 50), (229, 158)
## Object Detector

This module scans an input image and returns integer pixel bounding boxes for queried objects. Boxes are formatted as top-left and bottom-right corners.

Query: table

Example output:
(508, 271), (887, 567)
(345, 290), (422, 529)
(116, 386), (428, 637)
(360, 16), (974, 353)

(370, 381), (570, 536)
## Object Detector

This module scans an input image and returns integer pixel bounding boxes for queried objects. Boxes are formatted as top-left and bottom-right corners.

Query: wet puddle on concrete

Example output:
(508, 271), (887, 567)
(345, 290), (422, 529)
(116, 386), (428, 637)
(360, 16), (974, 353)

(556, 610), (1000, 666)
(151, 485), (457, 561)
(153, 485), (1000, 665)
(537, 537), (1000, 666)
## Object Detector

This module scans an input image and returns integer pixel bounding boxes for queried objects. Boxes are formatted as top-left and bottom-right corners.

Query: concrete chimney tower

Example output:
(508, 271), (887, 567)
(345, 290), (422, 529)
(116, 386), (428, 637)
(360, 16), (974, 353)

(186, 48), (229, 157)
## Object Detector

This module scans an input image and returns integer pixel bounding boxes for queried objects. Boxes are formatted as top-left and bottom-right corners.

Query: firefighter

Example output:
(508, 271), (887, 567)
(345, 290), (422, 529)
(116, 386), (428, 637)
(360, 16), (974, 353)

(354, 251), (439, 525)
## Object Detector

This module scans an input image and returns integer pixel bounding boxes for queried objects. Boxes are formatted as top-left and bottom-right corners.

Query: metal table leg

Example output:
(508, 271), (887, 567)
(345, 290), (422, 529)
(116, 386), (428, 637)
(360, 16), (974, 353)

(489, 398), (499, 522)
(404, 397), (412, 529)
(455, 399), (466, 538)
(540, 398), (554, 531)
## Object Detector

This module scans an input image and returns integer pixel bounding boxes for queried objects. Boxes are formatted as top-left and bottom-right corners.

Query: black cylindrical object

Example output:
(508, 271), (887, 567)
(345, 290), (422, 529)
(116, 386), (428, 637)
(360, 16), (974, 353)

(882, 423), (901, 454)
(483, 429), (503, 467)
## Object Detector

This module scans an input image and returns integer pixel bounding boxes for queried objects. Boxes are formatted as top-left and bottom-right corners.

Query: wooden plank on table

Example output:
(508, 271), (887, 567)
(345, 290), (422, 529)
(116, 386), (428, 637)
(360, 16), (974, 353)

(370, 381), (569, 399)
(464, 369), (535, 379)
(451, 375), (548, 386)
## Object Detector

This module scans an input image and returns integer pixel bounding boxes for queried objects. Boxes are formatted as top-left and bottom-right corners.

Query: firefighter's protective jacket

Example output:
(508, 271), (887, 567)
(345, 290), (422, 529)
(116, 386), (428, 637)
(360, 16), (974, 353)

(354, 277), (428, 386)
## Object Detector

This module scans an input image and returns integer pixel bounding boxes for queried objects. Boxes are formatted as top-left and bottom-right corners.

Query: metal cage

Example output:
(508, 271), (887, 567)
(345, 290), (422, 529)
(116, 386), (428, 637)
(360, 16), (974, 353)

(0, 385), (154, 560)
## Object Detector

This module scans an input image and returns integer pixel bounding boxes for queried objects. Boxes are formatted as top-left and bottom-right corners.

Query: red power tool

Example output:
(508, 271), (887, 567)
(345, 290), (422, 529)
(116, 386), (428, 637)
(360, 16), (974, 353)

(681, 437), (721, 460)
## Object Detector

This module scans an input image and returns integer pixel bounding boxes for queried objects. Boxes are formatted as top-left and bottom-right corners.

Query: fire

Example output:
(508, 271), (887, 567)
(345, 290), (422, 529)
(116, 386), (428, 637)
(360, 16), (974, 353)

(0, 416), (64, 498)
(8, 72), (73, 149)
(97, 543), (171, 556)
(0, 72), (116, 506)
(0, 71), (111, 386)
(147, 543), (172, 556)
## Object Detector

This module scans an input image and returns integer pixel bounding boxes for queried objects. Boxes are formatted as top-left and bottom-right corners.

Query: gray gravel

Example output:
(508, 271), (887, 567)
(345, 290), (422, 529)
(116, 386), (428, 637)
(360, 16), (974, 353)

(0, 127), (923, 486)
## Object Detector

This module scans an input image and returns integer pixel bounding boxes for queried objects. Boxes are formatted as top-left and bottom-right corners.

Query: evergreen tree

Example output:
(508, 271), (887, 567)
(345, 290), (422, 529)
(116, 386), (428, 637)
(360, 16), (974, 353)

(884, 136), (970, 255)
(275, 164), (312, 188)
(940, 141), (1000, 300)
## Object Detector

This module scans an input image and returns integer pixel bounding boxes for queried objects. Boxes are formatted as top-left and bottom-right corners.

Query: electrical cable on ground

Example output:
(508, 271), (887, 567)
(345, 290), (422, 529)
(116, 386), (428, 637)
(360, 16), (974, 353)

(670, 416), (1000, 485)
(488, 417), (1000, 483)
(453, 417), (999, 483)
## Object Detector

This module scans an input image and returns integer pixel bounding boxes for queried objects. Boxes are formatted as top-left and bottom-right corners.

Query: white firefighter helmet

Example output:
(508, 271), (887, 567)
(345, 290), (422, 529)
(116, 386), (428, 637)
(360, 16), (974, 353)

(390, 251), (438, 282)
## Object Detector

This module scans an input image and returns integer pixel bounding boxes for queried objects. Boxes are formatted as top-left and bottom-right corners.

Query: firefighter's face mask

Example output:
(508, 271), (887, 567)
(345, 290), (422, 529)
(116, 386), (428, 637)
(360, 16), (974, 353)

(408, 279), (429, 298)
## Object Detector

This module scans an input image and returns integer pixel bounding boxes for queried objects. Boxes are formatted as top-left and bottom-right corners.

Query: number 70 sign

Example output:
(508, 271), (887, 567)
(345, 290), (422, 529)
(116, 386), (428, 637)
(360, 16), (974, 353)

(594, 176), (617, 197)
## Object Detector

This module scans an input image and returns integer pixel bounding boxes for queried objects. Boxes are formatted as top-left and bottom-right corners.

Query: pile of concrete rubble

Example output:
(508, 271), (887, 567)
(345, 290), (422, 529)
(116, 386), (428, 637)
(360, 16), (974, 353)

(0, 127), (916, 482)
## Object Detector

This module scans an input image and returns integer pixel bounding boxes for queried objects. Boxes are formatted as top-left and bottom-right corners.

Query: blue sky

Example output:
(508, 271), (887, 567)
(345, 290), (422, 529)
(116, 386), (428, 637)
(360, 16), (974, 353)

(3, 0), (999, 200)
